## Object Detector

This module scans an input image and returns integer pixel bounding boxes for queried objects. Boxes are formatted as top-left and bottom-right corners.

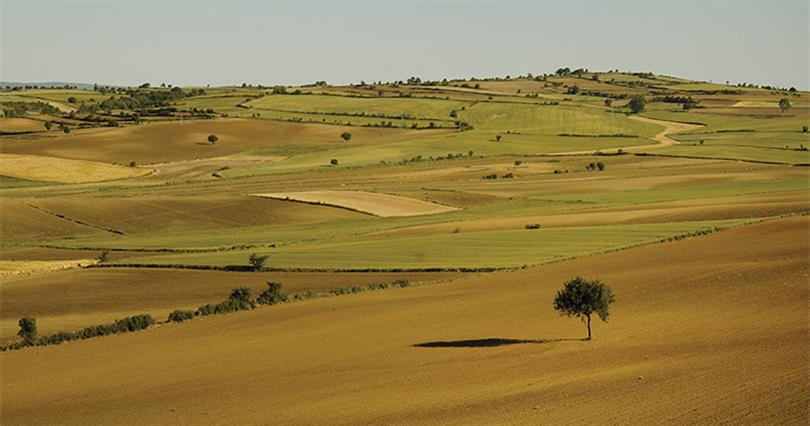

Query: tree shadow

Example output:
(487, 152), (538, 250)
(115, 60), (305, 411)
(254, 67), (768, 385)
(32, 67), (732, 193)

(414, 337), (586, 348)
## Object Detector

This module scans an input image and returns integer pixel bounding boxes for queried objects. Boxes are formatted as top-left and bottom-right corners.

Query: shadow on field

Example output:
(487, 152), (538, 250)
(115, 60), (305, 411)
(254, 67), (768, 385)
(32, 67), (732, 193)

(414, 337), (585, 348)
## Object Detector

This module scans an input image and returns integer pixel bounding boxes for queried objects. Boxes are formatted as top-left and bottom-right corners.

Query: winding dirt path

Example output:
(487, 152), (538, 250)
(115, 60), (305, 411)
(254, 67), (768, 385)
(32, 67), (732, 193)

(546, 114), (704, 156)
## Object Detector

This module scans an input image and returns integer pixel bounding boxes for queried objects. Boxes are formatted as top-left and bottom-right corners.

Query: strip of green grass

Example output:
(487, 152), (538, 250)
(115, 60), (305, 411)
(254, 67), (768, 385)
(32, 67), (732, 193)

(114, 220), (747, 269)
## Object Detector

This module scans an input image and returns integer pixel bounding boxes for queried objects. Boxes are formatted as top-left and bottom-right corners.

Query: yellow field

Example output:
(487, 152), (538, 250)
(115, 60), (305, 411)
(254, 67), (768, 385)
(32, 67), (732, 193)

(1, 217), (806, 424)
(0, 153), (152, 183)
(252, 190), (460, 217)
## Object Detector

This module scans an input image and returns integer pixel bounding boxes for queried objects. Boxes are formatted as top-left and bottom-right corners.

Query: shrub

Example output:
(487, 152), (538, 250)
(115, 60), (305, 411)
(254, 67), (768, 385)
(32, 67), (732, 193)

(482, 173), (498, 180)
(596, 162), (605, 171)
(803, 126), (808, 133)
(628, 95), (646, 113)
(129, 161), (137, 168)
(168, 310), (195, 322)
(97, 250), (110, 263)
(525, 223), (541, 230)
(17, 317), (36, 342)
(257, 281), (288, 305)
(340, 131), (352, 142)
(330, 158), (339, 166)
(207, 134), (218, 144)
(196, 288), (255, 316)
(393, 278), (410, 288)
(248, 253), (269, 271)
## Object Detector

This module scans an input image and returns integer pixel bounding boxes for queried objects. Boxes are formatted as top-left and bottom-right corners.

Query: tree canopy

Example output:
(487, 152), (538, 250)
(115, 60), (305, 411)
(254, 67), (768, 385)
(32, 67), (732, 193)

(553, 277), (615, 340)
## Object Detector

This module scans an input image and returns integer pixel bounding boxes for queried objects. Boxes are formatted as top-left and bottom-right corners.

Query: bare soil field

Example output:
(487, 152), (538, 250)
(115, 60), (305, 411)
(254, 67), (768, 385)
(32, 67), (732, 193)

(1, 217), (806, 425)
(253, 190), (460, 217)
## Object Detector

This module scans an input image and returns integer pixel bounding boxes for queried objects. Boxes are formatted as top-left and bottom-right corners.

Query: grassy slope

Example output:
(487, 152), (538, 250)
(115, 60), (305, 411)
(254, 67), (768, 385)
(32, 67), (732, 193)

(1, 217), (806, 425)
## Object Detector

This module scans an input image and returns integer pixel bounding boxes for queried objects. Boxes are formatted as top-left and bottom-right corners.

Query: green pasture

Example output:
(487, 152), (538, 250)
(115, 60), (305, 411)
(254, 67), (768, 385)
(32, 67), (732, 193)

(245, 94), (468, 120)
(112, 219), (749, 269)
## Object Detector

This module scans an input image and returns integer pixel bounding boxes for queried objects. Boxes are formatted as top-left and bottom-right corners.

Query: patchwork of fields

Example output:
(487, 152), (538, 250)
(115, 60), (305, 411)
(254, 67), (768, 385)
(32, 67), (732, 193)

(1, 72), (808, 424)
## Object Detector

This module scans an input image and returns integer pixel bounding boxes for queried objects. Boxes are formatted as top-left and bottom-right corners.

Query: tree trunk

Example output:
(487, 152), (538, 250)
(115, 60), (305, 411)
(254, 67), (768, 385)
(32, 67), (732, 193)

(586, 314), (592, 340)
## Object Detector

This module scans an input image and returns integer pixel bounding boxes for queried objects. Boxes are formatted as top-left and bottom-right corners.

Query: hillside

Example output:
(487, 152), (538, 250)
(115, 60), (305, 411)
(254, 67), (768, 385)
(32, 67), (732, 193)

(1, 217), (807, 424)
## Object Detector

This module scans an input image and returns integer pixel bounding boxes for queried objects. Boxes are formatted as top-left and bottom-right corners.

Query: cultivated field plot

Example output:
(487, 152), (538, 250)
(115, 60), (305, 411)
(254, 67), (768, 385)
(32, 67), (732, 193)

(252, 190), (459, 217)
(0, 153), (152, 183)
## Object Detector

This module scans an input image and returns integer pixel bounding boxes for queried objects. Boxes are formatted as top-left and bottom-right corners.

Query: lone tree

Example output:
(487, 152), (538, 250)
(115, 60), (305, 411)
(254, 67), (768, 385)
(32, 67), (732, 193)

(778, 98), (791, 113)
(330, 158), (339, 166)
(553, 277), (615, 340)
(44, 121), (53, 130)
(628, 95), (646, 114)
(340, 132), (352, 142)
(207, 134), (219, 144)
(248, 253), (269, 271)
(17, 317), (37, 342)
(604, 99), (613, 108)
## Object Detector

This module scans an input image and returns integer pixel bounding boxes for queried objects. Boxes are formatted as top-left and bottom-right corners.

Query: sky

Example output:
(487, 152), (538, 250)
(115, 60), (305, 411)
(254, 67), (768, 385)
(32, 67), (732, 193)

(1, 1), (808, 89)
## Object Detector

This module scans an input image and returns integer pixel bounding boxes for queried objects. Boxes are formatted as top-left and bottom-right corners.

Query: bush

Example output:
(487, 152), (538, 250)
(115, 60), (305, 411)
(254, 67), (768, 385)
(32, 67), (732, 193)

(525, 223), (541, 230)
(330, 158), (339, 166)
(628, 95), (646, 113)
(596, 162), (605, 171)
(393, 278), (410, 288)
(257, 281), (288, 305)
(168, 310), (195, 322)
(207, 134), (218, 144)
(17, 317), (36, 342)
(803, 126), (808, 133)
(196, 288), (255, 316)
(248, 253), (269, 271)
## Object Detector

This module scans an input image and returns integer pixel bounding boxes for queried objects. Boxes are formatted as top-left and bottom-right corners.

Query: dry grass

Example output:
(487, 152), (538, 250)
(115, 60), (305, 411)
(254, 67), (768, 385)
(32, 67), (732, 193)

(0, 153), (151, 183)
(0, 218), (806, 424)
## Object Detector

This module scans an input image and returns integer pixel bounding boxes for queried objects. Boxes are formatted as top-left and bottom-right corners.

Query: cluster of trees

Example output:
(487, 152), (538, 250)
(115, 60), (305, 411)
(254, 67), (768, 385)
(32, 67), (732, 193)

(586, 162), (606, 171)
(1, 101), (60, 117)
(78, 87), (205, 114)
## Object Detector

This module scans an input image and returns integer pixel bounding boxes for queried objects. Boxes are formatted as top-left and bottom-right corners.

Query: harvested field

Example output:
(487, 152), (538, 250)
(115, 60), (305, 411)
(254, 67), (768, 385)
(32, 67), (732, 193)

(252, 190), (460, 217)
(0, 153), (151, 183)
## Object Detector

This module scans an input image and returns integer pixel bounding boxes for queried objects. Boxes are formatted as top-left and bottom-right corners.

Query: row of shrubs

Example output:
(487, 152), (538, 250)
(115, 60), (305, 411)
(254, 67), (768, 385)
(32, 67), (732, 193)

(2, 314), (155, 351)
(168, 278), (412, 324)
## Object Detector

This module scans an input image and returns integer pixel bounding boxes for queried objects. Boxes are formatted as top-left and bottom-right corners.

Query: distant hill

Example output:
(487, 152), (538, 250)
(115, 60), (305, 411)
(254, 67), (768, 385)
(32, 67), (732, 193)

(0, 82), (97, 89)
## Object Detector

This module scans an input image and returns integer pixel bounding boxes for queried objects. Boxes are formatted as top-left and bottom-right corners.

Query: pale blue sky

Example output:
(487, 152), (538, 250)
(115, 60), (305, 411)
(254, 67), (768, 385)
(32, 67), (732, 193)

(1, 1), (808, 88)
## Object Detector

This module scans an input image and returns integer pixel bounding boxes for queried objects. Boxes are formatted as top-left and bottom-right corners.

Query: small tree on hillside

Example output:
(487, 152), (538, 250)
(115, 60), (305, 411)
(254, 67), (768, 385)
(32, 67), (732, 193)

(341, 132), (352, 142)
(553, 277), (615, 340)
(604, 99), (613, 108)
(330, 158), (339, 166)
(778, 98), (791, 113)
(248, 253), (269, 271)
(17, 317), (37, 342)
(628, 95), (646, 114)
(44, 121), (53, 130)
(62, 126), (71, 134)
(207, 134), (219, 144)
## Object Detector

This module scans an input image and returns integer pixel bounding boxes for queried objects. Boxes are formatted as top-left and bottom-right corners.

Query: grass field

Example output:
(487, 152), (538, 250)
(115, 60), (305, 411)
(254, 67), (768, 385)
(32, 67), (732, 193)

(1, 72), (808, 425)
